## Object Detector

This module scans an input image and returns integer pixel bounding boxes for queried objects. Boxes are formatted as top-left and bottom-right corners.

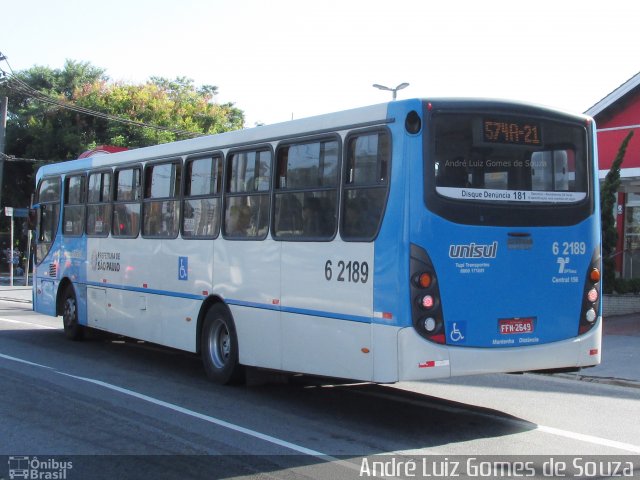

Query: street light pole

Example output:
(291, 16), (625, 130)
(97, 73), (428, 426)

(372, 82), (410, 100)
(0, 96), (7, 209)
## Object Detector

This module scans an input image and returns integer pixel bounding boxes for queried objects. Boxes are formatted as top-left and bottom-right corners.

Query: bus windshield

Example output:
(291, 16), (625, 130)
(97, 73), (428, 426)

(433, 113), (589, 204)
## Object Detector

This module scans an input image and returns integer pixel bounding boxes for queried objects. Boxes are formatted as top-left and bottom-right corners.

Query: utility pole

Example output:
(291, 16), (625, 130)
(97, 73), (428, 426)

(0, 96), (7, 208)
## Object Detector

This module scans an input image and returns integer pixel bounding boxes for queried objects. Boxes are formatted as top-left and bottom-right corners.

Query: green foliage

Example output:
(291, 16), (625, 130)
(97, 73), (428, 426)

(73, 76), (244, 147)
(613, 277), (640, 294)
(3, 60), (109, 162)
(600, 131), (634, 293)
(0, 60), (245, 214)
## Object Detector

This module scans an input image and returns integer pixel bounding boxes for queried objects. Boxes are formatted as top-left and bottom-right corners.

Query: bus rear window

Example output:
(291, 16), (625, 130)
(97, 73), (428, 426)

(433, 114), (589, 204)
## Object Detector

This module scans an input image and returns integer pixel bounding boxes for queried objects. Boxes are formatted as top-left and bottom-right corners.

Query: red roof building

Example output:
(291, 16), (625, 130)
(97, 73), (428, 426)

(586, 72), (640, 278)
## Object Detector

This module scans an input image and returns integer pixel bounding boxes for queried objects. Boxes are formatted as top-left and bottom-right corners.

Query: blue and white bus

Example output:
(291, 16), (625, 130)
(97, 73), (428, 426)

(31, 98), (602, 384)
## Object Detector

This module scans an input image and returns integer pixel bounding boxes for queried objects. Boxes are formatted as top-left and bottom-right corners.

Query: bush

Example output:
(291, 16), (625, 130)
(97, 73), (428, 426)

(613, 278), (640, 294)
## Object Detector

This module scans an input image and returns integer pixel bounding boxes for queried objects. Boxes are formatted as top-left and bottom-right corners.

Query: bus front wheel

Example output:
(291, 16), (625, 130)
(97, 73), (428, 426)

(201, 304), (243, 384)
(62, 286), (84, 341)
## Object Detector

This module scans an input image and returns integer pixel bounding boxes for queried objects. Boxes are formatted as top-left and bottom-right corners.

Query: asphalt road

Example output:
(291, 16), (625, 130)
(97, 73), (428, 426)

(0, 300), (639, 479)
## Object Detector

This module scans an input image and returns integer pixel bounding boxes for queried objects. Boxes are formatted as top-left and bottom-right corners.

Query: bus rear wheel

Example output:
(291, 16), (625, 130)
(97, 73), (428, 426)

(62, 286), (84, 341)
(201, 304), (243, 384)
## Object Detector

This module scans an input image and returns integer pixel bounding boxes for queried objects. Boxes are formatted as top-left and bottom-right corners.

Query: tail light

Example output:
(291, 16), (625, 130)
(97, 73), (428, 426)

(579, 251), (601, 335)
(410, 244), (445, 344)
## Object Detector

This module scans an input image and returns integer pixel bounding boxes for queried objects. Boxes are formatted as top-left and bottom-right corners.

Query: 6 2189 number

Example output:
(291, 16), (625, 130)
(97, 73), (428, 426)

(325, 260), (369, 284)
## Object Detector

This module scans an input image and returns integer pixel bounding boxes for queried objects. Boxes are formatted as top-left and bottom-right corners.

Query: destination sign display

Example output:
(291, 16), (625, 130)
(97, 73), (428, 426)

(482, 119), (542, 146)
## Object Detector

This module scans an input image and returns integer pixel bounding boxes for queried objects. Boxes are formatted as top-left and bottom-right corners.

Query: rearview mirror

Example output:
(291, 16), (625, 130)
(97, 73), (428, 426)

(27, 208), (37, 231)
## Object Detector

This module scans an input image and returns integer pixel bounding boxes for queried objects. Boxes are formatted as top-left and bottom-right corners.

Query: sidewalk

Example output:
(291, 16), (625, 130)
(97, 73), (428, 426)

(0, 284), (32, 303)
(0, 285), (637, 387)
(566, 314), (640, 388)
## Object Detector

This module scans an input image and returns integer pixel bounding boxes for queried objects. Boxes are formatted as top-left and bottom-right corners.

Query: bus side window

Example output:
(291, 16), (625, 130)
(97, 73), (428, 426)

(223, 150), (271, 239)
(341, 130), (390, 241)
(36, 177), (61, 263)
(183, 155), (221, 239)
(63, 174), (86, 237)
(273, 138), (339, 240)
(112, 167), (141, 238)
(142, 161), (181, 238)
(86, 171), (112, 237)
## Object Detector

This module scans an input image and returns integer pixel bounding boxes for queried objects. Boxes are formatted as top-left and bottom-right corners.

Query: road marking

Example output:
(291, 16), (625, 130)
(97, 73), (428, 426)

(355, 386), (640, 454)
(0, 317), (59, 329)
(59, 370), (329, 457)
(2, 350), (639, 456)
(0, 351), (357, 470)
(533, 425), (640, 454)
(0, 352), (56, 370)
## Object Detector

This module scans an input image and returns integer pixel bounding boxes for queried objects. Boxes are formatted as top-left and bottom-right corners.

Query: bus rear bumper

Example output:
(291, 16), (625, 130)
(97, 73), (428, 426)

(397, 318), (602, 382)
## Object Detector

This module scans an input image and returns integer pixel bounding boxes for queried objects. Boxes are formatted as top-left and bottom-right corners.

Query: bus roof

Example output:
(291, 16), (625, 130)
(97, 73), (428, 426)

(35, 100), (393, 180)
(35, 97), (590, 180)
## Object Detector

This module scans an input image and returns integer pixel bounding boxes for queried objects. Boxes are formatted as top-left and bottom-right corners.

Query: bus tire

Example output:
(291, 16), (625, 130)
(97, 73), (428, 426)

(62, 285), (84, 341)
(201, 304), (243, 384)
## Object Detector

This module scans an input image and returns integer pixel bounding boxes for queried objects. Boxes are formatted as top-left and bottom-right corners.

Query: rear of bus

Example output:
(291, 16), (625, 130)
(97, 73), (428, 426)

(398, 99), (601, 380)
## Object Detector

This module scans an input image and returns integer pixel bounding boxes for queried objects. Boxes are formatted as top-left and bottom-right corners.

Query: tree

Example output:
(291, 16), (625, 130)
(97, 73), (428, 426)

(600, 131), (634, 293)
(74, 76), (244, 148)
(0, 60), (245, 213)
(2, 60), (109, 163)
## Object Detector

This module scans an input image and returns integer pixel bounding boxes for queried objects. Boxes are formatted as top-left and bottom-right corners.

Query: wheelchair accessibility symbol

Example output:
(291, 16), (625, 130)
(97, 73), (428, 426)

(448, 321), (466, 344)
(178, 256), (188, 281)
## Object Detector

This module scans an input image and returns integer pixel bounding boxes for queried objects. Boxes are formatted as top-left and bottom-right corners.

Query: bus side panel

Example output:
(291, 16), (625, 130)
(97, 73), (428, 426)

(281, 313), (372, 380)
(90, 238), (139, 335)
(60, 236), (89, 326)
(214, 238), (281, 370)
(87, 237), (205, 352)
(35, 278), (57, 317)
(280, 241), (373, 380)
(87, 286), (107, 327)
(34, 233), (65, 318)
(371, 323), (401, 382)
(369, 102), (421, 381)
(229, 305), (281, 369)
(104, 288), (200, 351)
(36, 234), (89, 321)
(372, 101), (417, 330)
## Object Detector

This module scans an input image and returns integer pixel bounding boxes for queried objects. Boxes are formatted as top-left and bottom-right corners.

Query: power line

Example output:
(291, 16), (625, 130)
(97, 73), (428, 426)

(0, 152), (41, 163)
(0, 53), (203, 139)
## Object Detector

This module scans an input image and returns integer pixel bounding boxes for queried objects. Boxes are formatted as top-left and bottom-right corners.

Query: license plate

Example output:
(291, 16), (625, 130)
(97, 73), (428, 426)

(499, 317), (535, 335)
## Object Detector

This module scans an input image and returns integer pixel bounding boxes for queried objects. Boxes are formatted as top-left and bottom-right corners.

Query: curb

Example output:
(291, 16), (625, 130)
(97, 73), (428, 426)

(536, 372), (640, 389)
(0, 296), (32, 304)
(558, 373), (640, 389)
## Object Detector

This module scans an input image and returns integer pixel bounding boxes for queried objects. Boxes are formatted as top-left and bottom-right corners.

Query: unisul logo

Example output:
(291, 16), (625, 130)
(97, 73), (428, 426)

(8, 456), (73, 479)
(449, 241), (498, 259)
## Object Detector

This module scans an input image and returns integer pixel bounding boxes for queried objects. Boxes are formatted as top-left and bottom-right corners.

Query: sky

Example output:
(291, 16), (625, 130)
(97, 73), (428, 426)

(2, 0), (639, 128)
